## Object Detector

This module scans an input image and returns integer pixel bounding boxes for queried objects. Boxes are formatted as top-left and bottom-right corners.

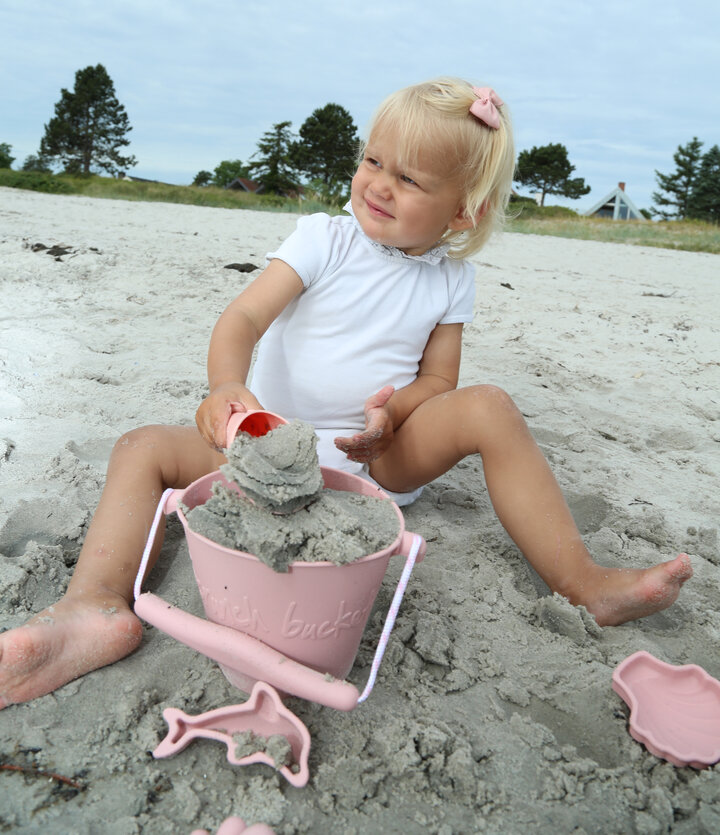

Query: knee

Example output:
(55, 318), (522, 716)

(464, 384), (522, 420)
(111, 425), (169, 459)
(460, 386), (530, 448)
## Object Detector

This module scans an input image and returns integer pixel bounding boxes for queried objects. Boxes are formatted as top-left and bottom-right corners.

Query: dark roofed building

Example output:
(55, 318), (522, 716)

(227, 177), (265, 194)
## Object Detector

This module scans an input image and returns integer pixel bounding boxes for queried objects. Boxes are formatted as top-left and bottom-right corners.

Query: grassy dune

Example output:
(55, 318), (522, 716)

(1, 170), (717, 254)
(507, 210), (719, 254)
(0, 169), (335, 215)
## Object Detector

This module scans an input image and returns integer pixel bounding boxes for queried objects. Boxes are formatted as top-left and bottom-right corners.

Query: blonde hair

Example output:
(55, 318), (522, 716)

(363, 78), (515, 259)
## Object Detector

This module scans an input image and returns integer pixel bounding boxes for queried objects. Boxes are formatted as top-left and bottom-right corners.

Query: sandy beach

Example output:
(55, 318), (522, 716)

(1, 186), (718, 834)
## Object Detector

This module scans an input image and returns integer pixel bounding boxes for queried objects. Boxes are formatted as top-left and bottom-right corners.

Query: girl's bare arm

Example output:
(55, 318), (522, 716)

(196, 259), (304, 448)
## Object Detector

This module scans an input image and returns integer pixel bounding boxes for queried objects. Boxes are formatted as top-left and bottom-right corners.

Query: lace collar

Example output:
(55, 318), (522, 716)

(343, 202), (450, 266)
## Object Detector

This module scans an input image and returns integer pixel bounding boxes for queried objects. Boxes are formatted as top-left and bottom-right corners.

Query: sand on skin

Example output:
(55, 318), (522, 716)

(0, 187), (719, 834)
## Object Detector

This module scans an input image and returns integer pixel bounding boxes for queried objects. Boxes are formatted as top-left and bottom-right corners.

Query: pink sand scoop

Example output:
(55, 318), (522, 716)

(133, 408), (426, 711)
(224, 406), (286, 443)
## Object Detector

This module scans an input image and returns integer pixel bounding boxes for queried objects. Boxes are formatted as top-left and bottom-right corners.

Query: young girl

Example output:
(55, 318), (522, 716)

(0, 78), (692, 709)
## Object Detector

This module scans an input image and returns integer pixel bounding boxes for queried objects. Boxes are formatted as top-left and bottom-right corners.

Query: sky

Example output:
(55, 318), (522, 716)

(2, 0), (718, 214)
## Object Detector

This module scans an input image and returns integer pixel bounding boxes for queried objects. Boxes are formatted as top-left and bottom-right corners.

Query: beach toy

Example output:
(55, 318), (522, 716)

(154, 681), (311, 787)
(191, 816), (275, 835)
(136, 411), (424, 787)
(134, 468), (424, 709)
(612, 650), (720, 769)
(224, 405), (287, 446)
(134, 407), (425, 710)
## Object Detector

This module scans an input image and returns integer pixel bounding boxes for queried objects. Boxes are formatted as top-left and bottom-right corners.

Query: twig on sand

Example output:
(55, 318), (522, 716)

(0, 761), (85, 790)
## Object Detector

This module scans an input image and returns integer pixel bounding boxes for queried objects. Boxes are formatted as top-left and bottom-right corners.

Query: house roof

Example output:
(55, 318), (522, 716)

(227, 177), (264, 193)
(584, 183), (645, 220)
(118, 172), (174, 186)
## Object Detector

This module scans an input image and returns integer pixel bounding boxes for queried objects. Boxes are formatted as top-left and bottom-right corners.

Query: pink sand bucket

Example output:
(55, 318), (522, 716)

(134, 465), (425, 711)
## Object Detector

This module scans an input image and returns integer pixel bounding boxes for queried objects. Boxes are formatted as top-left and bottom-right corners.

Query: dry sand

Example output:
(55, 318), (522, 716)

(0, 186), (718, 834)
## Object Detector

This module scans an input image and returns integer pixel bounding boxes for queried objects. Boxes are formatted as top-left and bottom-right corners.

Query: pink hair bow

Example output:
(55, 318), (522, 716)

(469, 86), (504, 129)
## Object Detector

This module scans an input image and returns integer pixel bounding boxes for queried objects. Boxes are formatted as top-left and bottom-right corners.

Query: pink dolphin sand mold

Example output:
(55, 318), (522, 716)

(612, 650), (720, 769)
(154, 681), (311, 787)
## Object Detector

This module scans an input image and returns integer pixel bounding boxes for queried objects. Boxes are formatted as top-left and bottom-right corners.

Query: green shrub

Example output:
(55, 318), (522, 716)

(509, 200), (579, 220)
(508, 194), (537, 206)
(0, 168), (75, 193)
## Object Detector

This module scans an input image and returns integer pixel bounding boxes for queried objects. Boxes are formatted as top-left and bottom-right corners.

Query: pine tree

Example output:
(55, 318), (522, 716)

(22, 154), (52, 173)
(40, 64), (137, 175)
(651, 137), (703, 220)
(0, 143), (14, 168)
(192, 170), (213, 187)
(514, 143), (590, 206)
(687, 145), (720, 224)
(292, 103), (358, 204)
(248, 122), (299, 195)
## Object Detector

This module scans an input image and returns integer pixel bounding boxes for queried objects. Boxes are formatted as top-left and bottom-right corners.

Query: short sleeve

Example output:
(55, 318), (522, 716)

(439, 261), (476, 324)
(266, 213), (348, 288)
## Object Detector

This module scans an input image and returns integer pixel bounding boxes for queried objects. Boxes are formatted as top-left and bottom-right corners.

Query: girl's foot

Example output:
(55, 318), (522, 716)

(576, 554), (693, 627)
(0, 592), (142, 709)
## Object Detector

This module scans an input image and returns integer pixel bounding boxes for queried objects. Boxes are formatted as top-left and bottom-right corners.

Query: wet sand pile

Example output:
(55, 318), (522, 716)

(184, 420), (400, 570)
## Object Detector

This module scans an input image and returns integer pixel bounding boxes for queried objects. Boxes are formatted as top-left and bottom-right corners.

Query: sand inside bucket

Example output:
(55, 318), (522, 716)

(184, 420), (400, 571)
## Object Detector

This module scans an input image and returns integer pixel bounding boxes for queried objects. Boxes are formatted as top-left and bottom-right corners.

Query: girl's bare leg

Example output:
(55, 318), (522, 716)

(370, 385), (692, 626)
(0, 426), (225, 709)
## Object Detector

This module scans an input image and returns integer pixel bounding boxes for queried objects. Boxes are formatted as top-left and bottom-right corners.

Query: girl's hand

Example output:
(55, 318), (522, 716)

(334, 385), (395, 464)
(195, 383), (263, 450)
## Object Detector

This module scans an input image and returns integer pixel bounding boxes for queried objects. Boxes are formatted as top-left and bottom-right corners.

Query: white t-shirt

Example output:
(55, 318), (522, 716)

(249, 208), (476, 499)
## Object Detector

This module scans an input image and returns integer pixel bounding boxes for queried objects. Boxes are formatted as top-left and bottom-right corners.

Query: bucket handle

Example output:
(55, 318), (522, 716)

(133, 489), (424, 708)
(133, 487), (174, 601)
(356, 531), (423, 703)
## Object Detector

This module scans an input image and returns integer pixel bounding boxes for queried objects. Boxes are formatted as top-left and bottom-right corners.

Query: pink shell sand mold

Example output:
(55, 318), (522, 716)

(191, 816), (275, 835)
(153, 681), (311, 788)
(612, 650), (720, 769)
